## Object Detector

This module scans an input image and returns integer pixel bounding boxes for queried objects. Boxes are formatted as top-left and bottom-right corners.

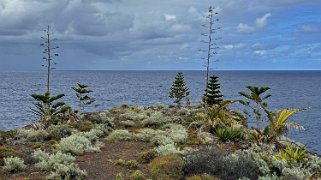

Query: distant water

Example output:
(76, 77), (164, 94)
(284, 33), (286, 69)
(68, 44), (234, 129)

(0, 70), (320, 154)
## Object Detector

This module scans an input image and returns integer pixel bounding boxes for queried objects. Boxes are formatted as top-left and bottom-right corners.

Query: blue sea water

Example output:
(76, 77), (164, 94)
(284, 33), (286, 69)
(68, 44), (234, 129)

(0, 70), (320, 154)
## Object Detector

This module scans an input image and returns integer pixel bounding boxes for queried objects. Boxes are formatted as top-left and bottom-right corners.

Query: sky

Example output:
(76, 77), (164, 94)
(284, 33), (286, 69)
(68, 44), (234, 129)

(0, 0), (321, 70)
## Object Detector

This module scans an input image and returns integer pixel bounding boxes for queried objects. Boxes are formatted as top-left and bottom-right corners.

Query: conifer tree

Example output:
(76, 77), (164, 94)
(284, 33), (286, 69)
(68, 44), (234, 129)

(169, 72), (190, 107)
(72, 83), (95, 111)
(203, 75), (223, 106)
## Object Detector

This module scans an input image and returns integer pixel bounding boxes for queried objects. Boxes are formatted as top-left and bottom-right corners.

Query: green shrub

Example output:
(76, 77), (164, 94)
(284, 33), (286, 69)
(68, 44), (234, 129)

(0, 146), (22, 165)
(109, 159), (139, 169)
(148, 154), (184, 180)
(3, 156), (26, 173)
(15, 128), (49, 142)
(138, 149), (158, 164)
(47, 124), (74, 140)
(115, 172), (125, 180)
(32, 150), (86, 179)
(130, 170), (144, 180)
(107, 129), (134, 142)
(59, 133), (101, 155)
(184, 147), (261, 180)
(166, 124), (188, 144)
(79, 120), (94, 132)
(120, 120), (136, 127)
(215, 127), (242, 142)
(275, 146), (306, 163)
(186, 173), (219, 180)
(155, 143), (181, 156)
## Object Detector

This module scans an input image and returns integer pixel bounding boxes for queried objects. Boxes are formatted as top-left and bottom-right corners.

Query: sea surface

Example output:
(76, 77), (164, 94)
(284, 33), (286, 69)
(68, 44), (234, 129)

(0, 70), (320, 154)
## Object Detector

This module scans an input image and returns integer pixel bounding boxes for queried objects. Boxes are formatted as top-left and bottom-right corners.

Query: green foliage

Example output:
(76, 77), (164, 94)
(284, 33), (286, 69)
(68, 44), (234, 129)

(215, 127), (242, 142)
(186, 173), (219, 180)
(33, 150), (86, 179)
(169, 72), (190, 107)
(109, 159), (139, 169)
(0, 146), (22, 165)
(31, 92), (71, 127)
(239, 86), (303, 142)
(106, 129), (134, 142)
(115, 172), (125, 180)
(130, 170), (144, 180)
(148, 154), (184, 180)
(206, 100), (247, 128)
(47, 124), (74, 140)
(15, 128), (49, 142)
(275, 146), (306, 163)
(203, 75), (223, 106)
(138, 149), (158, 164)
(59, 131), (102, 155)
(78, 120), (94, 132)
(155, 143), (181, 156)
(72, 83), (95, 111)
(3, 156), (26, 173)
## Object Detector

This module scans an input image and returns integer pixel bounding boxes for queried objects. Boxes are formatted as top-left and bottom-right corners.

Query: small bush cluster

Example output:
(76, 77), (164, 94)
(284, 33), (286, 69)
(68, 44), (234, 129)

(130, 170), (144, 180)
(148, 154), (184, 180)
(186, 173), (219, 180)
(47, 124), (75, 140)
(78, 120), (94, 132)
(109, 159), (139, 169)
(59, 129), (102, 155)
(215, 127), (243, 142)
(15, 129), (49, 142)
(0, 146), (22, 165)
(32, 149), (86, 179)
(184, 147), (261, 180)
(155, 143), (181, 156)
(3, 156), (26, 173)
(138, 149), (158, 163)
(107, 129), (134, 142)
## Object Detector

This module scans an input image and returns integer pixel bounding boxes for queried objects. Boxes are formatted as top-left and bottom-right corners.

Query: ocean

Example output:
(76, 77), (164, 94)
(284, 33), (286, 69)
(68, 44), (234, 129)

(0, 70), (320, 154)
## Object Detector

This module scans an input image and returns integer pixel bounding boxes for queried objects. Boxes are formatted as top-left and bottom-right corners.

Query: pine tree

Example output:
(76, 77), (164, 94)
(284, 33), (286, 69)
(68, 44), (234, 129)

(72, 83), (95, 111)
(203, 75), (223, 106)
(169, 72), (190, 107)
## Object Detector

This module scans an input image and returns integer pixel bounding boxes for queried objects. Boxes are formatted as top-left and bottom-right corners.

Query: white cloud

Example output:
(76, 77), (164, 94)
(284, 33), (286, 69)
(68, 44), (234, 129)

(255, 13), (271, 28)
(164, 14), (177, 21)
(252, 43), (263, 49)
(223, 43), (245, 50)
(300, 25), (319, 33)
(237, 23), (255, 33)
(237, 13), (271, 34)
(253, 50), (267, 56)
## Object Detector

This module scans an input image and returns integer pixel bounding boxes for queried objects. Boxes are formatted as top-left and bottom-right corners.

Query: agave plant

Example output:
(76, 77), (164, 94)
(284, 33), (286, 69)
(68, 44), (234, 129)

(215, 127), (243, 142)
(207, 100), (246, 128)
(275, 145), (306, 163)
(31, 92), (72, 127)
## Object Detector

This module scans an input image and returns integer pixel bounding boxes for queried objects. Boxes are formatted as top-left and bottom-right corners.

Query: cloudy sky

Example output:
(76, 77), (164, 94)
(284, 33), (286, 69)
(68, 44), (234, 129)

(0, 0), (321, 70)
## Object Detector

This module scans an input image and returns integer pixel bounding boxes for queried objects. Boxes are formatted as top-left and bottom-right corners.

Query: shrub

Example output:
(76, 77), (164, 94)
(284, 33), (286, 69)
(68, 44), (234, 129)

(109, 159), (139, 169)
(155, 143), (181, 156)
(186, 173), (219, 180)
(0, 146), (22, 165)
(3, 156), (26, 172)
(121, 120), (136, 127)
(32, 150), (86, 179)
(59, 133), (101, 155)
(115, 172), (125, 180)
(130, 170), (144, 180)
(47, 163), (87, 180)
(184, 147), (261, 180)
(106, 129), (134, 142)
(166, 124), (188, 144)
(148, 154), (184, 180)
(215, 127), (242, 142)
(138, 149), (158, 164)
(15, 128), (49, 142)
(79, 120), (94, 132)
(197, 131), (214, 144)
(141, 112), (179, 127)
(47, 124), (74, 140)
(275, 146), (306, 163)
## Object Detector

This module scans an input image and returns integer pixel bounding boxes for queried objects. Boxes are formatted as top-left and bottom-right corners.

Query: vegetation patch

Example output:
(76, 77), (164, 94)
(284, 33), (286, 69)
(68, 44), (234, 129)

(148, 154), (184, 180)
